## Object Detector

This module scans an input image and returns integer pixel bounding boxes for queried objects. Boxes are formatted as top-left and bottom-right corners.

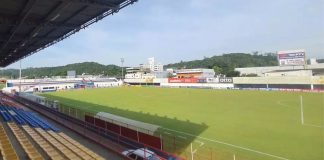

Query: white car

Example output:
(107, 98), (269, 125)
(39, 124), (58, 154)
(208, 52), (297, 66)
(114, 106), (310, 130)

(122, 148), (161, 160)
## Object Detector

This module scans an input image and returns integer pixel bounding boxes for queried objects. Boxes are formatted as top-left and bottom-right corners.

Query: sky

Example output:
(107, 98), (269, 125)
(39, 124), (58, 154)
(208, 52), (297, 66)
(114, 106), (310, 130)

(6, 0), (324, 69)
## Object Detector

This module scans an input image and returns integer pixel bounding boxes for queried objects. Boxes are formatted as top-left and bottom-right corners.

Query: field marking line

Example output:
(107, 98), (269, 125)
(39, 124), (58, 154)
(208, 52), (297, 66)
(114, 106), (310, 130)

(277, 98), (323, 129)
(162, 127), (289, 160)
(191, 140), (205, 154)
(195, 140), (204, 147)
(164, 132), (172, 135)
(303, 123), (324, 128)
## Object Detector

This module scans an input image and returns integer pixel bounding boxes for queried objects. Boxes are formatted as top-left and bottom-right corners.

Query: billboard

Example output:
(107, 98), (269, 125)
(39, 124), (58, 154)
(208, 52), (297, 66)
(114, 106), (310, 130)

(67, 70), (76, 77)
(168, 78), (198, 83)
(219, 77), (233, 83)
(277, 49), (306, 66)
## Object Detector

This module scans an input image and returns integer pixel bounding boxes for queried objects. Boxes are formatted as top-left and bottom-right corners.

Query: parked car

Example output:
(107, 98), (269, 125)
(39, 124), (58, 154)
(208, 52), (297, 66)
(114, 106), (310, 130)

(122, 148), (161, 160)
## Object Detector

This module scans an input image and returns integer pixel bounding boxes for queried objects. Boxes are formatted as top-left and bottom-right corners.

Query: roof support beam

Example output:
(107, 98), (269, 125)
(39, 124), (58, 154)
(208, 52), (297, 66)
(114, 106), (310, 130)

(0, 36), (57, 43)
(69, 0), (119, 9)
(0, 0), (36, 54)
(0, 0), (138, 67)
(15, 1), (72, 55)
(39, 5), (88, 39)
(0, 16), (75, 29)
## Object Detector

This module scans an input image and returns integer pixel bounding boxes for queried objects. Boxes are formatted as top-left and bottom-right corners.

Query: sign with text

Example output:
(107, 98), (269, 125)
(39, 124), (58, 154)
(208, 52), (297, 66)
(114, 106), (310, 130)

(277, 50), (306, 66)
(219, 77), (233, 83)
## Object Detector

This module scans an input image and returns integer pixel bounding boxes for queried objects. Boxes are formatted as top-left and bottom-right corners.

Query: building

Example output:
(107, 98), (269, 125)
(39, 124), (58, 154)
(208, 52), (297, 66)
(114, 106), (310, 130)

(264, 70), (313, 77)
(125, 57), (167, 79)
(139, 57), (164, 72)
(175, 69), (215, 78)
(2, 77), (122, 93)
(235, 63), (324, 77)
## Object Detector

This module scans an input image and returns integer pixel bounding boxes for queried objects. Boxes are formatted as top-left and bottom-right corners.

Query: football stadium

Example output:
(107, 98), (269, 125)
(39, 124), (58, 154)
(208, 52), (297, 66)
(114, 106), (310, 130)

(39, 87), (323, 160)
(0, 0), (323, 160)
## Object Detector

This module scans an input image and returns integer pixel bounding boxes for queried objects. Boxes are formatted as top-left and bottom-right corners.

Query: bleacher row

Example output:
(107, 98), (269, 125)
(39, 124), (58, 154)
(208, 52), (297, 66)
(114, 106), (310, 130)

(0, 105), (105, 160)
(0, 123), (19, 160)
(0, 106), (59, 131)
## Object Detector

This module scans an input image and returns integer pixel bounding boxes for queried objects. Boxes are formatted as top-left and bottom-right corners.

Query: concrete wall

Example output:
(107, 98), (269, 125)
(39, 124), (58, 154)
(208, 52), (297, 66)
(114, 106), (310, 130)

(124, 78), (169, 84)
(160, 83), (234, 89)
(235, 63), (324, 76)
(265, 70), (312, 77)
(233, 76), (324, 85)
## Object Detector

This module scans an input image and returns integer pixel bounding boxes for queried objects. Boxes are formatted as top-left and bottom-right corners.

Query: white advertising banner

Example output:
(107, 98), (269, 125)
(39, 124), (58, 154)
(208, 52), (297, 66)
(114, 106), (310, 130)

(277, 49), (306, 66)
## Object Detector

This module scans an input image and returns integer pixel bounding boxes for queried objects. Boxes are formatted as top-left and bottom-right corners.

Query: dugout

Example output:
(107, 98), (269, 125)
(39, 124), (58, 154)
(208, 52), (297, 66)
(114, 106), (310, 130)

(85, 112), (163, 149)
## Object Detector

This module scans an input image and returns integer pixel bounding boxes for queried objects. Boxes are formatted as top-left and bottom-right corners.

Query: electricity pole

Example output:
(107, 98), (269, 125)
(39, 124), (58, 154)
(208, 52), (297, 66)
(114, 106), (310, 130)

(121, 58), (124, 80)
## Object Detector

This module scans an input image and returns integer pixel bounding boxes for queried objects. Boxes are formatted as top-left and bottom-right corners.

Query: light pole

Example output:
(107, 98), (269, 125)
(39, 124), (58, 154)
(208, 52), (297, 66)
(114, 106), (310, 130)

(121, 58), (124, 80)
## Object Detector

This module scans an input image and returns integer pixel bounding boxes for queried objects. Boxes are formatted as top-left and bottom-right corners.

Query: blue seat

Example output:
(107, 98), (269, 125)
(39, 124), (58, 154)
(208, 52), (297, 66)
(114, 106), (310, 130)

(0, 106), (59, 132)
(0, 112), (9, 121)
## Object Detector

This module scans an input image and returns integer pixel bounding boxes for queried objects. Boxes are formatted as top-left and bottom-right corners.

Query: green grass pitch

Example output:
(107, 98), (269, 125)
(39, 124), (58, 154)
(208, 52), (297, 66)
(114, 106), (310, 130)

(42, 87), (324, 160)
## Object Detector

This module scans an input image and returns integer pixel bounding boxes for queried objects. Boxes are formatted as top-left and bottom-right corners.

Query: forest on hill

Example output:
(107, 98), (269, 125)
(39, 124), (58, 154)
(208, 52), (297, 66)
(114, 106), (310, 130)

(1, 62), (121, 79)
(165, 52), (278, 76)
(0, 53), (282, 78)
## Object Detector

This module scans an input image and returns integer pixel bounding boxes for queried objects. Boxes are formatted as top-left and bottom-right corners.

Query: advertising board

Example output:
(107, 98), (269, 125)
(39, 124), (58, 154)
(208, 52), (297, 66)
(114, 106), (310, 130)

(277, 49), (306, 66)
(219, 77), (233, 83)
(168, 78), (198, 83)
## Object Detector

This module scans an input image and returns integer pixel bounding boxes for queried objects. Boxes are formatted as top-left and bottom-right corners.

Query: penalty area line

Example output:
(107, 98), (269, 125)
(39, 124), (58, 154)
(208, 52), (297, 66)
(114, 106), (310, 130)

(303, 123), (324, 128)
(162, 127), (289, 160)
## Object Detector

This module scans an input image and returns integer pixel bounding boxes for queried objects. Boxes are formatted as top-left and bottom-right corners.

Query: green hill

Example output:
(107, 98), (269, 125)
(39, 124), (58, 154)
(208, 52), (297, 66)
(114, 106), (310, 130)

(165, 53), (278, 76)
(1, 53), (279, 78)
(1, 62), (121, 79)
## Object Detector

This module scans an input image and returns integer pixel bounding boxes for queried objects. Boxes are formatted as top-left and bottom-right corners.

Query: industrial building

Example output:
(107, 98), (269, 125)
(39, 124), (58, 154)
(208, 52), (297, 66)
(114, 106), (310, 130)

(235, 61), (324, 77)
(3, 77), (122, 93)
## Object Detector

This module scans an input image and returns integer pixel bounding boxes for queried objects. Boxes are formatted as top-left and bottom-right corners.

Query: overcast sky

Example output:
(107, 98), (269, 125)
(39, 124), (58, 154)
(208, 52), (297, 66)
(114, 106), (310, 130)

(6, 0), (324, 69)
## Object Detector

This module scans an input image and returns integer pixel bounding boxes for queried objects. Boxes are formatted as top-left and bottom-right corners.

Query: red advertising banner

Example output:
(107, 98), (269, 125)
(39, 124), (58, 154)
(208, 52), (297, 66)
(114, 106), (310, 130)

(168, 78), (198, 83)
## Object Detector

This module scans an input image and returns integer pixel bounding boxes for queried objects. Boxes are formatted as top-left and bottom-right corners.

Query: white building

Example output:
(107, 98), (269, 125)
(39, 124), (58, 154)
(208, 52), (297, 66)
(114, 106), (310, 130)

(235, 63), (324, 77)
(125, 57), (166, 79)
(140, 57), (164, 72)
(2, 77), (122, 93)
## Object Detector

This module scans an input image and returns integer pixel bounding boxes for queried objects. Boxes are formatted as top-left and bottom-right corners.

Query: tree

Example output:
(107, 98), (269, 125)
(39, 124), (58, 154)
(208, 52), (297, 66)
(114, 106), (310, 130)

(212, 66), (222, 75)
(167, 72), (174, 78)
(226, 71), (240, 77)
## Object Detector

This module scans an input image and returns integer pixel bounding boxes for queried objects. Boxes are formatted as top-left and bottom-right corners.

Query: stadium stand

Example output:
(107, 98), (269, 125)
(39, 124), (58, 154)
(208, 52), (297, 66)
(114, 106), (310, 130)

(0, 104), (106, 160)
(7, 123), (43, 160)
(22, 125), (65, 160)
(35, 128), (81, 160)
(47, 130), (105, 160)
(57, 132), (106, 160)
(0, 122), (19, 160)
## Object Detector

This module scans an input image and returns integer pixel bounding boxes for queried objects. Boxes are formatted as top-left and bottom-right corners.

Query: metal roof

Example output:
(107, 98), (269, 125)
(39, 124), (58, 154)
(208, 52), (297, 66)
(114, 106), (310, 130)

(0, 0), (137, 67)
